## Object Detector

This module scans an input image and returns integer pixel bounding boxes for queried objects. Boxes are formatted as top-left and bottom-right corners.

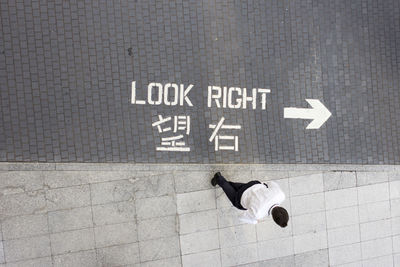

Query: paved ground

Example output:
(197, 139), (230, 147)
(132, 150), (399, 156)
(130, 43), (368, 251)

(1, 3), (399, 266)
(0, 163), (399, 267)
(1, 0), (400, 164)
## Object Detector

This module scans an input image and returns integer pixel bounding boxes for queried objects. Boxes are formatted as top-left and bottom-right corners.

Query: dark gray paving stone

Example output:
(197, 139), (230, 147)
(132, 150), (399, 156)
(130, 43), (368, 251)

(0, 0), (399, 164)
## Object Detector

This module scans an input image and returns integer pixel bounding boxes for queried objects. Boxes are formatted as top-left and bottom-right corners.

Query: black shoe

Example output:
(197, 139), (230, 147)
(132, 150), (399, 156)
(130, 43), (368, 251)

(211, 172), (221, 186)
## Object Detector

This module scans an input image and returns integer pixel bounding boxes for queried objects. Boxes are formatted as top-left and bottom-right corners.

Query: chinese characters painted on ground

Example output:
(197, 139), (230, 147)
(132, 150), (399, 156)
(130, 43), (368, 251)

(151, 115), (242, 152)
(209, 117), (241, 152)
(152, 115), (191, 152)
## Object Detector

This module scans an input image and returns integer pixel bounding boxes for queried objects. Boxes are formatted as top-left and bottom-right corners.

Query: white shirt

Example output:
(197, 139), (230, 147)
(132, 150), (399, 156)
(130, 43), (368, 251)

(239, 181), (285, 224)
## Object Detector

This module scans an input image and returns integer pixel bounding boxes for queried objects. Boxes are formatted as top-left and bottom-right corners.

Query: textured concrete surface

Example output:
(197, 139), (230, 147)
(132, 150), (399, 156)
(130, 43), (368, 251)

(1, 0), (400, 164)
(0, 163), (399, 266)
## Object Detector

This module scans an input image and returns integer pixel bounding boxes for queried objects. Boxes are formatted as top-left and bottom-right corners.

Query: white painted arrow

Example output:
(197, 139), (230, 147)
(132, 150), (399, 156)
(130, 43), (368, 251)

(284, 99), (332, 129)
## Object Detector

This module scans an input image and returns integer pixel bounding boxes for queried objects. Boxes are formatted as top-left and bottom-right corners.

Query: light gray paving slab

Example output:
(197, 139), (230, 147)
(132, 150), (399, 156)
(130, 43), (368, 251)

(46, 185), (91, 211)
(290, 193), (325, 216)
(92, 201), (136, 226)
(358, 201), (391, 223)
(136, 195), (176, 220)
(251, 171), (289, 181)
(0, 192), (46, 219)
(287, 171), (325, 178)
(48, 206), (93, 233)
(43, 171), (150, 188)
(132, 173), (175, 199)
(0, 171), (44, 195)
(292, 212), (327, 235)
(360, 219), (392, 241)
(0, 163), (9, 171)
(294, 249), (329, 267)
(326, 206), (359, 229)
(293, 231), (328, 254)
(90, 180), (135, 205)
(257, 237), (294, 261)
(395, 254), (400, 267)
(328, 243), (362, 266)
(289, 173), (324, 196)
(221, 243), (258, 267)
(327, 224), (360, 248)
(97, 243), (140, 266)
(0, 242), (3, 264)
(143, 165), (210, 172)
(3, 235), (51, 263)
(217, 207), (246, 228)
(180, 229), (219, 255)
(177, 189), (216, 214)
(174, 171), (213, 193)
(138, 256), (182, 267)
(393, 235), (400, 254)
(179, 209), (218, 234)
(392, 199), (400, 217)
(323, 171), (357, 191)
(182, 250), (221, 267)
(5, 163), (55, 171)
(356, 172), (389, 186)
(357, 183), (390, 205)
(53, 250), (98, 267)
(2, 214), (48, 240)
(95, 171), (168, 184)
(137, 216), (178, 241)
(390, 181), (400, 199)
(325, 187), (358, 210)
(247, 255), (295, 267)
(55, 163), (149, 171)
(219, 224), (257, 248)
(390, 172), (400, 181)
(255, 219), (292, 242)
(230, 259), (261, 267)
(50, 228), (95, 255)
(334, 262), (362, 267)
(361, 237), (393, 260)
(4, 257), (53, 267)
(139, 236), (180, 262)
(42, 171), (91, 188)
(393, 217), (400, 235)
(94, 222), (137, 248)
(362, 255), (393, 267)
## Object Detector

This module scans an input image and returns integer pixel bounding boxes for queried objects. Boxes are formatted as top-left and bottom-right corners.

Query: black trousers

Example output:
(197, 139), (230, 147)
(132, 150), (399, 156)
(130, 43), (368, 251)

(216, 174), (261, 210)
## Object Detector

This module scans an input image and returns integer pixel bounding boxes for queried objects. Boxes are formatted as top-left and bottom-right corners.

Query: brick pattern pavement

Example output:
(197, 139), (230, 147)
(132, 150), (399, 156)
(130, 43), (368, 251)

(1, 0), (400, 164)
(0, 163), (399, 266)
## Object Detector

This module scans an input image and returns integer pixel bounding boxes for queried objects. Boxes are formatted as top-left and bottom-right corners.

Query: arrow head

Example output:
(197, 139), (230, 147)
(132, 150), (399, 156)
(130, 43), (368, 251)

(305, 99), (332, 129)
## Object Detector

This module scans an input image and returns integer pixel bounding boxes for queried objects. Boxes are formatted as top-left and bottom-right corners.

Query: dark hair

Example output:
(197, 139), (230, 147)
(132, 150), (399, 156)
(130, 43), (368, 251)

(271, 206), (289, 228)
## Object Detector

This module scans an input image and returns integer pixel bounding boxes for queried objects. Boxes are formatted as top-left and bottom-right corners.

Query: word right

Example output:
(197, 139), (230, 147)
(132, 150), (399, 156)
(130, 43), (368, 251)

(207, 86), (271, 110)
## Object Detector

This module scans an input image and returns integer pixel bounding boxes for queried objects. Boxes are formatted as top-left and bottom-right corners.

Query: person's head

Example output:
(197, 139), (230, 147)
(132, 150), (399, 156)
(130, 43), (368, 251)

(271, 206), (289, 228)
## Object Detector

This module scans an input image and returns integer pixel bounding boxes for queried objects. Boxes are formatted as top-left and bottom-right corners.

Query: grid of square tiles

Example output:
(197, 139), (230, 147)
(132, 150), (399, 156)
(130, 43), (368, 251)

(0, 171), (182, 266)
(176, 170), (400, 267)
(0, 168), (399, 266)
